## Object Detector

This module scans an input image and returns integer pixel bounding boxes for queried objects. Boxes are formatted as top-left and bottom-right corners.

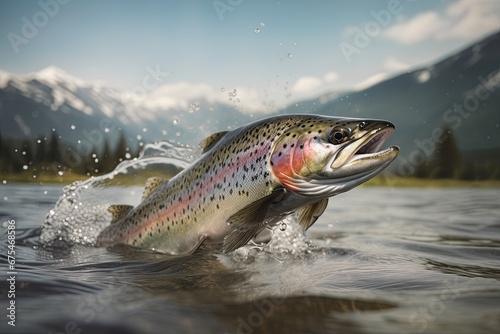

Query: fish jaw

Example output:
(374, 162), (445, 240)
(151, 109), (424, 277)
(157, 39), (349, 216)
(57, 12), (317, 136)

(270, 118), (399, 197)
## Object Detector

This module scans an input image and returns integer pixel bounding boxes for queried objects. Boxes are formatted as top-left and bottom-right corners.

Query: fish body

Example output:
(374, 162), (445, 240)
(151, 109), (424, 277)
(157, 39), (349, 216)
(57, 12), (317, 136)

(97, 114), (399, 255)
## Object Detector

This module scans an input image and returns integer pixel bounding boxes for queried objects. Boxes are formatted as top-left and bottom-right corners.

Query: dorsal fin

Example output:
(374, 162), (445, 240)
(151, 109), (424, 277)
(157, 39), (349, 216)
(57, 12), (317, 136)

(108, 205), (134, 224)
(222, 188), (287, 253)
(296, 199), (328, 230)
(142, 177), (168, 201)
(199, 131), (229, 153)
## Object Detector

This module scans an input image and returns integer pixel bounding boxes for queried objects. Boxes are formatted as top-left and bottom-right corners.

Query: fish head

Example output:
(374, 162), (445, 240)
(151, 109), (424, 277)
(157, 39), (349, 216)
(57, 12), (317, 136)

(270, 116), (399, 197)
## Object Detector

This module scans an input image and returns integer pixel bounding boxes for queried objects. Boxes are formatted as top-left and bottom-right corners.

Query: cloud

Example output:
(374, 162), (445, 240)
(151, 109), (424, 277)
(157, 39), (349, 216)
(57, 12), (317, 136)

(291, 72), (340, 95)
(142, 81), (217, 110)
(384, 56), (411, 72)
(144, 74), (342, 113)
(383, 0), (500, 44)
(354, 73), (389, 91)
(440, 0), (500, 40)
(383, 11), (448, 45)
(323, 71), (339, 83)
(291, 76), (323, 94)
(140, 81), (272, 114)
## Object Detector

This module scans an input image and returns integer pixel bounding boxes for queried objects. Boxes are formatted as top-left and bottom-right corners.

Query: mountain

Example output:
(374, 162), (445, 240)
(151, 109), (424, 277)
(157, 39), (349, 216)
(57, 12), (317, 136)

(0, 66), (254, 152)
(1, 31), (499, 176)
(313, 31), (500, 173)
(0, 66), (140, 149)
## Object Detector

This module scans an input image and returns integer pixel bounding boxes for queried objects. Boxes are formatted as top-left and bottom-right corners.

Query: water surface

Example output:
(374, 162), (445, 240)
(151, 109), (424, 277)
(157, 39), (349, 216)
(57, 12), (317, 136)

(1, 182), (499, 334)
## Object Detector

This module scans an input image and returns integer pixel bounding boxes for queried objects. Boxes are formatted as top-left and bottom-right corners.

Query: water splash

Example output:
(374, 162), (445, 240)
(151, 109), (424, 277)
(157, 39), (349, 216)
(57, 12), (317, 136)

(40, 141), (199, 248)
(230, 216), (313, 263)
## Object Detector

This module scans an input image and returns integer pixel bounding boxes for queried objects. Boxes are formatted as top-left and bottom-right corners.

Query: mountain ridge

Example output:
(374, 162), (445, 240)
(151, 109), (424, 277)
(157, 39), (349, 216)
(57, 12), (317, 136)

(1, 31), (499, 175)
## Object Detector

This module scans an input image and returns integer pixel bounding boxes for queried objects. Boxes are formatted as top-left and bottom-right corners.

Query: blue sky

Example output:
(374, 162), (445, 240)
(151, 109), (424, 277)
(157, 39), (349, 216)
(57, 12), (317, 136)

(1, 0), (499, 109)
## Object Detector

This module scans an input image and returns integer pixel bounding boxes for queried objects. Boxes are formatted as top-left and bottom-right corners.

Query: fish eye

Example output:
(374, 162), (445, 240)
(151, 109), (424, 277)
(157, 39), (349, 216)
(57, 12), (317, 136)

(359, 121), (368, 129)
(329, 127), (350, 144)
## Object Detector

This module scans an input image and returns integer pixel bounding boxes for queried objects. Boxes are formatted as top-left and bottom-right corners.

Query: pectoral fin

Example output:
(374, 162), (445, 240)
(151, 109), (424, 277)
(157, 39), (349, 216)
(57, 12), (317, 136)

(222, 188), (286, 253)
(108, 205), (134, 224)
(296, 199), (328, 230)
(142, 177), (168, 201)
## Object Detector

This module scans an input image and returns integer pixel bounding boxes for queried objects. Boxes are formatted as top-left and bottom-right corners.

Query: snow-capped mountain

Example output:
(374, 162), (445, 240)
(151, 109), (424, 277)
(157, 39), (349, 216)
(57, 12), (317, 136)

(0, 66), (255, 150)
(1, 30), (499, 170)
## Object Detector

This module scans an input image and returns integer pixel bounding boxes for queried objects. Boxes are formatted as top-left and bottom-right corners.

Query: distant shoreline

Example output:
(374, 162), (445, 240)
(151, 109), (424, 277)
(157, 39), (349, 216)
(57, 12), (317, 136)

(1, 171), (499, 188)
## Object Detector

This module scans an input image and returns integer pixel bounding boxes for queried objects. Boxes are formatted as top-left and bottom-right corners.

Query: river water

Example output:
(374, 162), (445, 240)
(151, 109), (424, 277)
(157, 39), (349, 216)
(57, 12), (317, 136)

(0, 145), (499, 334)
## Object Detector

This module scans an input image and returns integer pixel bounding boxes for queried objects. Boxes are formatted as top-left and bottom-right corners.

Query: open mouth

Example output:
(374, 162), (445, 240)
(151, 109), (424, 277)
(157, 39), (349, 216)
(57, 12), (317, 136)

(353, 127), (393, 156)
(331, 124), (398, 169)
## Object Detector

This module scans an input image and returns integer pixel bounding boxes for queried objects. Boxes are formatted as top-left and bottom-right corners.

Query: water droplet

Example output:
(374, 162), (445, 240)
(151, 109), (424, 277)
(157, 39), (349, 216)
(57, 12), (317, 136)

(260, 22), (265, 27)
(37, 139), (42, 144)
(2, 180), (7, 184)
(173, 118), (179, 125)
(104, 127), (110, 133)
(94, 158), (99, 163)
(3, 197), (8, 201)
(32, 245), (39, 250)
(221, 87), (225, 92)
(254, 28), (261, 33)
(125, 153), (131, 159)
(286, 52), (292, 58)
(142, 128), (148, 132)
(162, 129), (168, 135)
(43, 190), (48, 195)
(58, 171), (64, 176)
(189, 102), (200, 113)
(92, 153), (97, 158)
(70, 125), (76, 130)
(279, 222), (287, 231)
(23, 165), (28, 170)
(136, 134), (142, 140)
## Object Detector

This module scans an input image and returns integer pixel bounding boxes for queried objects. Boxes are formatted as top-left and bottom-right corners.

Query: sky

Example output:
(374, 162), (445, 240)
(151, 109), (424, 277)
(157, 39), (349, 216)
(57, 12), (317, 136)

(1, 0), (499, 111)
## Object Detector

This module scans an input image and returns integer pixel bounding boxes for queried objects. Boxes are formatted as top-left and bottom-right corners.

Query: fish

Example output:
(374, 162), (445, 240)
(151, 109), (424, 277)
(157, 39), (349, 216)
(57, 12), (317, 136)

(96, 114), (399, 255)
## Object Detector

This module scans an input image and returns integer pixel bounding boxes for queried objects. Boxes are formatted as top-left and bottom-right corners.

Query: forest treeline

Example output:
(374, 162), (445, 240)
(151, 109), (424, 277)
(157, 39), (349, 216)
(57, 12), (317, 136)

(0, 126), (499, 180)
(405, 126), (500, 180)
(0, 130), (140, 177)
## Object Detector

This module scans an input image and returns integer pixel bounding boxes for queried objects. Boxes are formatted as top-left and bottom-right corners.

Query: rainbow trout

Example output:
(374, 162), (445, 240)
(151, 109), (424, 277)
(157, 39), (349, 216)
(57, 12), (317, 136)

(97, 114), (399, 255)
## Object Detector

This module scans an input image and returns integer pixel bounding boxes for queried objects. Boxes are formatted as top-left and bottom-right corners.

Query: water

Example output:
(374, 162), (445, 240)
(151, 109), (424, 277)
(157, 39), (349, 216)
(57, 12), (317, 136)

(1, 145), (500, 334)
